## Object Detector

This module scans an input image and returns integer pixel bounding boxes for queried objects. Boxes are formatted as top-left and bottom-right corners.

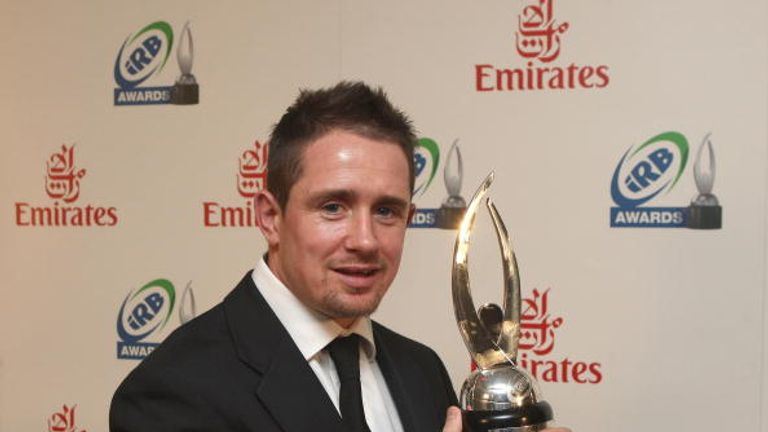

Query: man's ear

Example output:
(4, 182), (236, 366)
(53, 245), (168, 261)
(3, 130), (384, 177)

(254, 190), (282, 247)
(407, 203), (416, 225)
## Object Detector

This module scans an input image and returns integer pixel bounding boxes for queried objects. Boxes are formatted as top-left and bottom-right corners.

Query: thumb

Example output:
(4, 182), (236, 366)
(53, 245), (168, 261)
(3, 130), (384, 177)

(442, 406), (463, 432)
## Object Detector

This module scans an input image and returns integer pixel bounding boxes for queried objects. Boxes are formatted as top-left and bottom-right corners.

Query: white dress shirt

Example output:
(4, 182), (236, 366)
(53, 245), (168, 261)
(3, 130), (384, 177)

(252, 257), (404, 432)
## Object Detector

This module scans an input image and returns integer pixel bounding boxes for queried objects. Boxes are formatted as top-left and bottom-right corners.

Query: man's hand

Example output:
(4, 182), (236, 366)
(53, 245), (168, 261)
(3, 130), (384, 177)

(442, 406), (572, 432)
(442, 406), (462, 432)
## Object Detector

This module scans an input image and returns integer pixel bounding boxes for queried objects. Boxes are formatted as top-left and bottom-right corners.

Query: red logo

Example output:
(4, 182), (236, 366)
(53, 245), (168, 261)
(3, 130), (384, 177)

(518, 288), (603, 384)
(45, 144), (87, 203)
(47, 404), (86, 432)
(203, 140), (268, 227)
(515, 0), (569, 63)
(520, 288), (564, 355)
(475, 0), (610, 91)
(15, 145), (118, 227)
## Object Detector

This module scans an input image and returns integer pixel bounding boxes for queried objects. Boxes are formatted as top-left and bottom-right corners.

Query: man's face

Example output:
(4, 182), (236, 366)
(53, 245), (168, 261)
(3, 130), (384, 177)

(263, 129), (413, 326)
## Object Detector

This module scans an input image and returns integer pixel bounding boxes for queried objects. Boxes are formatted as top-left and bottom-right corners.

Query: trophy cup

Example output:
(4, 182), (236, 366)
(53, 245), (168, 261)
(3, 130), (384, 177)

(171, 21), (199, 105)
(452, 172), (553, 431)
(687, 133), (721, 229)
(437, 140), (467, 229)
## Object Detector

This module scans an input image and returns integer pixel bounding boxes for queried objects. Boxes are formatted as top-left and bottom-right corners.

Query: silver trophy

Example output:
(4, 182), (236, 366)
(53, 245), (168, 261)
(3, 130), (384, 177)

(687, 133), (721, 229)
(437, 140), (468, 229)
(452, 172), (553, 432)
(171, 21), (199, 105)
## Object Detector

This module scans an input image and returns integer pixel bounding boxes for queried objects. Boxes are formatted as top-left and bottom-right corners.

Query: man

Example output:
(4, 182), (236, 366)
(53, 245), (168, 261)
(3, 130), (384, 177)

(110, 82), (570, 432)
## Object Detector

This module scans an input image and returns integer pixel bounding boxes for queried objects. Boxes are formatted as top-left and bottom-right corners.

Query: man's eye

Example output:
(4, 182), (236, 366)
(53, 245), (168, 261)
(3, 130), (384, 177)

(376, 206), (396, 218)
(322, 203), (342, 214)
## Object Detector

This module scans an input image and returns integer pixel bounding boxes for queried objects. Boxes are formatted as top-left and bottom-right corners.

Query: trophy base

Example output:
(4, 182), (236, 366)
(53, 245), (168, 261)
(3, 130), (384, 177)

(463, 402), (553, 432)
(437, 206), (466, 230)
(687, 205), (722, 229)
(171, 83), (199, 105)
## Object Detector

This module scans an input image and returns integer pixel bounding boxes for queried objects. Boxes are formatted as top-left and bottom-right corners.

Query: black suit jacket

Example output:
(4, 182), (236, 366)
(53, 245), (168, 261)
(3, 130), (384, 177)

(110, 272), (458, 431)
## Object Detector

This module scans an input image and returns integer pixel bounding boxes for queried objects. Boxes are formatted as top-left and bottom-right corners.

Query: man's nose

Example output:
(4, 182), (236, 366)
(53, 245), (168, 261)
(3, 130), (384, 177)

(345, 211), (379, 254)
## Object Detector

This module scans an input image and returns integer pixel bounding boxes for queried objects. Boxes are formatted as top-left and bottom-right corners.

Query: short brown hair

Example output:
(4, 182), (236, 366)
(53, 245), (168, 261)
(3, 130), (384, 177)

(267, 81), (416, 209)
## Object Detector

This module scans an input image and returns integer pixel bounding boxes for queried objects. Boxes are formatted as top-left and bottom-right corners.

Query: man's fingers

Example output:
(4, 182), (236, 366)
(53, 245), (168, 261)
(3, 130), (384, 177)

(442, 406), (462, 432)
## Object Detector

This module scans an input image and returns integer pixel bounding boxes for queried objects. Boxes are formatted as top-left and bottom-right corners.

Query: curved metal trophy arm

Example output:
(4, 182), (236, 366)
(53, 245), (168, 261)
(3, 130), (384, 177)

(453, 172), (521, 369)
(486, 198), (521, 363)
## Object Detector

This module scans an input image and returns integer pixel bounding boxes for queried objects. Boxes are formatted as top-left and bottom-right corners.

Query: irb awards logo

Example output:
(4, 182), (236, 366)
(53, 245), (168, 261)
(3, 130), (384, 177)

(475, 0), (610, 91)
(409, 137), (467, 229)
(14, 144), (118, 227)
(610, 132), (723, 229)
(203, 140), (268, 227)
(116, 279), (197, 360)
(113, 21), (199, 106)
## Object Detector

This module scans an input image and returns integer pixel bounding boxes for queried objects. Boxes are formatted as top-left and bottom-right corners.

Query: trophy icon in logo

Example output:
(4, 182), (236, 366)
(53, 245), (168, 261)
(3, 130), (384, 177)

(178, 281), (197, 325)
(171, 21), (199, 105)
(437, 140), (467, 229)
(687, 133), (721, 229)
(452, 172), (554, 431)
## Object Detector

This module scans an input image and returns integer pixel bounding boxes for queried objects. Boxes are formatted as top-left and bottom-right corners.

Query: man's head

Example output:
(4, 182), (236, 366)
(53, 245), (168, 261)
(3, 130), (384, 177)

(266, 81), (416, 209)
(255, 82), (417, 327)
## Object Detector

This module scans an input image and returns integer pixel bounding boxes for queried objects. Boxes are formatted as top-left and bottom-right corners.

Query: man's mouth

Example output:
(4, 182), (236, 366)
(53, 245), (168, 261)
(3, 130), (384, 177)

(334, 266), (379, 277)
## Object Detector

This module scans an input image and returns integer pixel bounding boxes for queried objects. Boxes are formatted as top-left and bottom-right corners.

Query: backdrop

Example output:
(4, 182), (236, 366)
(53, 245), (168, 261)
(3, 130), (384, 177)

(1, 1), (766, 431)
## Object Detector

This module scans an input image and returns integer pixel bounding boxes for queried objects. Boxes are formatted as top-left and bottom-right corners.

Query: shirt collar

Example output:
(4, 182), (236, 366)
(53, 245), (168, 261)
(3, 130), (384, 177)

(252, 256), (376, 361)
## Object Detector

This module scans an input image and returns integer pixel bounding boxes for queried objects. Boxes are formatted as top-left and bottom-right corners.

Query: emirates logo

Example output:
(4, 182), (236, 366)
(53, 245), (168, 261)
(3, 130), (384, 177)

(475, 0), (610, 92)
(203, 140), (268, 227)
(15, 144), (118, 227)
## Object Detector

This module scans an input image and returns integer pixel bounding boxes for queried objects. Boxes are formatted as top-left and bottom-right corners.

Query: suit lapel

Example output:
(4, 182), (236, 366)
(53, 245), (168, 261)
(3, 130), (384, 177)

(374, 325), (434, 432)
(223, 273), (343, 432)
(256, 337), (342, 432)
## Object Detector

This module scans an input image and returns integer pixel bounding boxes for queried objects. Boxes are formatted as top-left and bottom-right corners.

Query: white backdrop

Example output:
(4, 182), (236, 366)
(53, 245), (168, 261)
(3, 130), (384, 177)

(1, 1), (766, 431)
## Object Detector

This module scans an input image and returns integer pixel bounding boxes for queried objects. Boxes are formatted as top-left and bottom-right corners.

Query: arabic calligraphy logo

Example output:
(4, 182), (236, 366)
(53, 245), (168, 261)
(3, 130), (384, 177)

(15, 144), (118, 227)
(47, 404), (86, 432)
(203, 140), (268, 228)
(517, 287), (603, 384)
(521, 288), (563, 355)
(45, 145), (86, 203)
(237, 140), (269, 198)
(516, 0), (569, 63)
(474, 0), (609, 91)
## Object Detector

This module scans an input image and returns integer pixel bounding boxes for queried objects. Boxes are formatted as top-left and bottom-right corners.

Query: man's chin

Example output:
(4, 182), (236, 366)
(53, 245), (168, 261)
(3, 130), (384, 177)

(322, 293), (383, 320)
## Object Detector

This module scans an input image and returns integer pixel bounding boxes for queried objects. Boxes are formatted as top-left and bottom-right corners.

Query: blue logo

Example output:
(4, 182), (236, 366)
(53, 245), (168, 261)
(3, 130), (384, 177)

(116, 279), (176, 360)
(408, 137), (469, 229)
(609, 132), (690, 227)
(409, 137), (442, 228)
(113, 21), (199, 106)
(114, 22), (174, 105)
(413, 138), (440, 197)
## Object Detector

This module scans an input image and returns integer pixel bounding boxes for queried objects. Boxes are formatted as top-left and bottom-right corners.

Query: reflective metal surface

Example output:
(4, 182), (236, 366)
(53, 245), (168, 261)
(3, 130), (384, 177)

(442, 140), (466, 208)
(692, 132), (718, 206)
(452, 171), (520, 370)
(460, 366), (540, 411)
(452, 172), (552, 431)
(688, 133), (722, 229)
